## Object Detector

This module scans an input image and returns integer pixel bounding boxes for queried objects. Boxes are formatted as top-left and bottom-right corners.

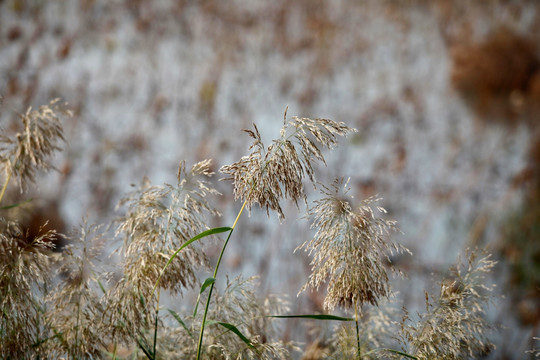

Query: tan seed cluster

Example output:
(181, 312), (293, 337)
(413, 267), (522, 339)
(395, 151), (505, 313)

(0, 99), (71, 190)
(220, 113), (356, 220)
(298, 178), (409, 310)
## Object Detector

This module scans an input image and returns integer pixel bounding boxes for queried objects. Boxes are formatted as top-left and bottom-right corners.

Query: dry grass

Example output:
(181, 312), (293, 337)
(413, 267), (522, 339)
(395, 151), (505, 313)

(395, 251), (497, 359)
(297, 178), (409, 310)
(221, 110), (356, 220)
(0, 99), (504, 359)
(0, 99), (71, 192)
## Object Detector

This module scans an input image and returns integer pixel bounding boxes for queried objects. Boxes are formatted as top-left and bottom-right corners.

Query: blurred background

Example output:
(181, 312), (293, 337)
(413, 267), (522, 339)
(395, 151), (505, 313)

(1, 0), (539, 358)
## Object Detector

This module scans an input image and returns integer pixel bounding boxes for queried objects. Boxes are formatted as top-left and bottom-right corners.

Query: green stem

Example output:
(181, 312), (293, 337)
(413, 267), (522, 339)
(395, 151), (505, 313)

(196, 200), (247, 360)
(354, 299), (361, 360)
(153, 289), (160, 357)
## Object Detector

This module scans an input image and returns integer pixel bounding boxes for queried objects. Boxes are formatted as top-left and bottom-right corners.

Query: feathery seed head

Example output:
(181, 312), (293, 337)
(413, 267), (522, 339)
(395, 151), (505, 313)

(220, 112), (356, 220)
(115, 159), (219, 293)
(0, 219), (55, 358)
(107, 160), (220, 341)
(397, 250), (497, 359)
(167, 276), (293, 359)
(298, 178), (408, 311)
(0, 99), (71, 191)
(45, 221), (107, 358)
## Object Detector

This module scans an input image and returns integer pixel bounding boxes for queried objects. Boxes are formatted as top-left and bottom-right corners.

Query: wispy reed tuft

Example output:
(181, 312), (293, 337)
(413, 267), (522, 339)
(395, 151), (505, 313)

(0, 99), (71, 192)
(396, 251), (497, 359)
(328, 300), (397, 359)
(220, 112), (356, 219)
(0, 219), (56, 358)
(107, 160), (220, 343)
(162, 276), (293, 359)
(297, 178), (409, 310)
(45, 221), (106, 358)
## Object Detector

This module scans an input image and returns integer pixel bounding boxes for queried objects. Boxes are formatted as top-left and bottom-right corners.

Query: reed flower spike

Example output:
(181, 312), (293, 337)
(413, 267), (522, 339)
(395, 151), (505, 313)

(298, 178), (410, 310)
(0, 219), (57, 358)
(220, 110), (356, 220)
(107, 160), (220, 342)
(0, 99), (71, 193)
(396, 251), (497, 359)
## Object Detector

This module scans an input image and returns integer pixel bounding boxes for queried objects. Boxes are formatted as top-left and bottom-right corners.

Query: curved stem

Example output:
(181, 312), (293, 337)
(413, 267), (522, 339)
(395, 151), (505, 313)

(0, 168), (12, 205)
(196, 200), (247, 360)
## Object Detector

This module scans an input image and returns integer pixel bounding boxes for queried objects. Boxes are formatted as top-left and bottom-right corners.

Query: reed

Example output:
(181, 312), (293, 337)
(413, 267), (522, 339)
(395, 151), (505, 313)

(0, 100), (504, 359)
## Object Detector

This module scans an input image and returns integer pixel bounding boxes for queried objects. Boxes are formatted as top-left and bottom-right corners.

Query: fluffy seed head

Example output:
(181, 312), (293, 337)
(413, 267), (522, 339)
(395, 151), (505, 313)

(298, 178), (409, 310)
(0, 99), (71, 190)
(397, 251), (497, 359)
(107, 160), (220, 341)
(220, 111), (356, 220)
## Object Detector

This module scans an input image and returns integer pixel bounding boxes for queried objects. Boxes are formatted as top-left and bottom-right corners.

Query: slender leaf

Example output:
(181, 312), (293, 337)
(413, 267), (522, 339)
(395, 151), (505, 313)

(205, 320), (255, 349)
(194, 277), (215, 317)
(94, 273), (107, 295)
(268, 314), (354, 321)
(167, 308), (193, 339)
(152, 306), (159, 357)
(136, 336), (154, 360)
(152, 227), (232, 295)
(32, 330), (64, 348)
(0, 198), (33, 210)
(383, 348), (418, 359)
(139, 293), (146, 308)
(116, 319), (154, 359)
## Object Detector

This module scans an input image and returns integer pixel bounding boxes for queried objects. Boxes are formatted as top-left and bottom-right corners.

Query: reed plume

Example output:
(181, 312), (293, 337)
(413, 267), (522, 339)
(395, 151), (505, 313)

(220, 112), (356, 220)
(106, 160), (220, 344)
(44, 221), (106, 358)
(0, 99), (71, 193)
(396, 251), (496, 359)
(298, 178), (409, 311)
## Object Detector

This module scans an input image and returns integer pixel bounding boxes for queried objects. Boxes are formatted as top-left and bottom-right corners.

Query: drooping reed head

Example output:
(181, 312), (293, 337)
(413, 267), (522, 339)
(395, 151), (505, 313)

(220, 111), (356, 219)
(298, 178), (409, 311)
(0, 99), (71, 191)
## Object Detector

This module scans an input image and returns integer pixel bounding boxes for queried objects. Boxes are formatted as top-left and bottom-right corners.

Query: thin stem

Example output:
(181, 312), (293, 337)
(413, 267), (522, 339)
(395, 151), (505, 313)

(153, 289), (160, 357)
(0, 168), (12, 205)
(231, 200), (247, 230)
(196, 200), (247, 360)
(74, 293), (81, 360)
(354, 299), (361, 360)
(152, 205), (175, 357)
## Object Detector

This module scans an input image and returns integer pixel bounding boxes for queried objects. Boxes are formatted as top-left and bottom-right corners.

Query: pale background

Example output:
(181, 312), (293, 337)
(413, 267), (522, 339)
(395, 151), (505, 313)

(1, 1), (539, 358)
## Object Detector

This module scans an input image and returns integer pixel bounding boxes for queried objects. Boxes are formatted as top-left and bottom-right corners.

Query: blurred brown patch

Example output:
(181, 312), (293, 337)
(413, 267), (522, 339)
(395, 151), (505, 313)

(451, 27), (540, 125)
(198, 79), (218, 119)
(6, 26), (23, 42)
(7, 200), (67, 251)
(57, 36), (72, 60)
